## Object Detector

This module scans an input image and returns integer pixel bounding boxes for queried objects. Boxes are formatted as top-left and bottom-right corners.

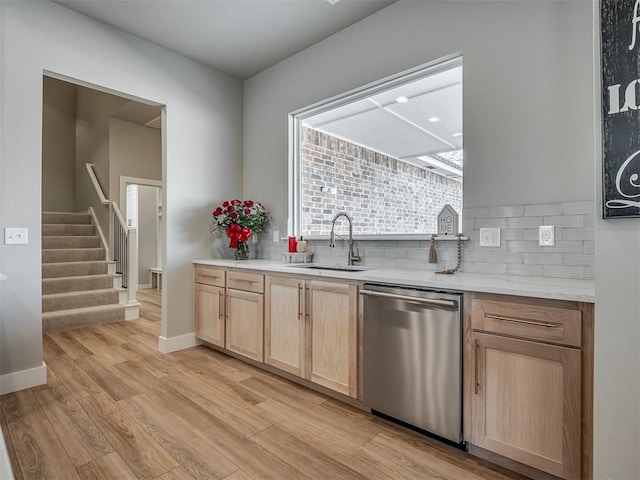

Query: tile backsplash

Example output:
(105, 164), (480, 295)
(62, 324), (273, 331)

(255, 201), (594, 280)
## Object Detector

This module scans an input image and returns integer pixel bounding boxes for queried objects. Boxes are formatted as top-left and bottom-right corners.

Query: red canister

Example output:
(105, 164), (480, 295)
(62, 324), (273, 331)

(288, 236), (298, 253)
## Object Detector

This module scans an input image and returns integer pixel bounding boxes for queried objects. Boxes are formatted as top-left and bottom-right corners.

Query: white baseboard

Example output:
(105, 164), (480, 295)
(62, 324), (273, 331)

(158, 333), (201, 353)
(0, 361), (47, 395)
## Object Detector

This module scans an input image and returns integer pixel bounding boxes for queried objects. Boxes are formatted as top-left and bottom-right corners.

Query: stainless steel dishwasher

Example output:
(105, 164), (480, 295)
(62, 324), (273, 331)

(361, 283), (463, 444)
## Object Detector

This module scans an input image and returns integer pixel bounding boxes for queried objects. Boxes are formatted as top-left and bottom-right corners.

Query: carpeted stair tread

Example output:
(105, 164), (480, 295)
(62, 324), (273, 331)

(43, 304), (125, 332)
(42, 247), (105, 263)
(42, 274), (114, 294)
(43, 288), (121, 312)
(43, 236), (101, 249)
(43, 260), (108, 278)
(42, 212), (91, 225)
(43, 224), (96, 237)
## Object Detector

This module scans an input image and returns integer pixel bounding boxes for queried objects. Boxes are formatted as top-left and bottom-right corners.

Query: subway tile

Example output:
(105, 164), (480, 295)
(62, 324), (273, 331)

(489, 206), (524, 218)
(523, 252), (563, 265)
(562, 201), (595, 215)
(583, 214), (596, 227)
(543, 265), (585, 279)
(501, 229), (524, 241)
(506, 216), (543, 228)
(543, 215), (584, 228)
(544, 241), (585, 253)
(562, 228), (594, 241)
(524, 203), (563, 216)
(584, 241), (595, 254)
(365, 257), (401, 268)
(461, 218), (476, 232)
(465, 263), (507, 274)
(475, 218), (507, 229)
(463, 251), (493, 263)
(562, 254), (594, 266)
(506, 240), (542, 253)
(407, 248), (428, 260)
(489, 252), (524, 264)
(471, 240), (507, 252)
(362, 248), (384, 258)
(384, 249), (408, 259)
(462, 207), (490, 219)
(584, 266), (594, 280)
(507, 264), (544, 277)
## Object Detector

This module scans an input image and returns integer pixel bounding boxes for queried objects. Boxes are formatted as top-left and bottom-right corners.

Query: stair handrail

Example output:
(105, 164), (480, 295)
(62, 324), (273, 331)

(85, 163), (109, 205)
(83, 162), (137, 306)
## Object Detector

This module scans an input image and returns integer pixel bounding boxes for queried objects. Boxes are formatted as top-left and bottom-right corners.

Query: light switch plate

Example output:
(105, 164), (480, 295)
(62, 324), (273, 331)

(539, 225), (555, 246)
(4, 228), (28, 245)
(479, 228), (500, 247)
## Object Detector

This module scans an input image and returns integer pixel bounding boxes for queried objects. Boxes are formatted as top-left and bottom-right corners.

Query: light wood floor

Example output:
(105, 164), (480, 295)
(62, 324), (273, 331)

(1, 289), (526, 480)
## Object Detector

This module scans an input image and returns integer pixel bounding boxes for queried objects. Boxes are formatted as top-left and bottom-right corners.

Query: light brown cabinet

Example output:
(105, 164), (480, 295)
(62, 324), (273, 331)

(195, 266), (264, 361)
(264, 275), (358, 398)
(225, 271), (264, 362)
(264, 276), (305, 376)
(466, 294), (592, 480)
(194, 266), (226, 347)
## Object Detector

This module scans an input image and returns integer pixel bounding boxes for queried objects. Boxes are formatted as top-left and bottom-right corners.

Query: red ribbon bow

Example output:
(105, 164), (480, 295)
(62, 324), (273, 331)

(226, 223), (252, 248)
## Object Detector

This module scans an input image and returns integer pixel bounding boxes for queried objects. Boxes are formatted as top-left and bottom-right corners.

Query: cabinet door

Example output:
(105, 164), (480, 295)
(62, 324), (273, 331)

(265, 276), (305, 377)
(306, 280), (357, 398)
(472, 332), (581, 480)
(226, 289), (264, 362)
(195, 283), (225, 347)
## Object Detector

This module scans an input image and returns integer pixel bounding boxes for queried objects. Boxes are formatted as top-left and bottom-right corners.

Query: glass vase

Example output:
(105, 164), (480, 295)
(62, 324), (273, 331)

(235, 241), (249, 260)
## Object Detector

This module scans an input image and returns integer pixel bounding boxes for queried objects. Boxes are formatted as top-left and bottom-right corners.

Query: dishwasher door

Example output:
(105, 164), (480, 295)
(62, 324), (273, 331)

(362, 283), (463, 443)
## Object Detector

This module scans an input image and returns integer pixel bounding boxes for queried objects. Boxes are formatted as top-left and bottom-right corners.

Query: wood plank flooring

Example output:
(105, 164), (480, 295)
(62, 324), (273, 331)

(1, 289), (527, 480)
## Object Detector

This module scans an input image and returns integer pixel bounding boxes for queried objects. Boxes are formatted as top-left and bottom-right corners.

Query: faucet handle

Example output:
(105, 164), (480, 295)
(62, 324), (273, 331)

(352, 246), (361, 263)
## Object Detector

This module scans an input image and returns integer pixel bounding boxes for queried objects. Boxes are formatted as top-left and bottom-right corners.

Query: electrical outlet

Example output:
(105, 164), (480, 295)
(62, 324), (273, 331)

(539, 225), (555, 246)
(272, 230), (280, 243)
(4, 228), (28, 245)
(479, 228), (500, 247)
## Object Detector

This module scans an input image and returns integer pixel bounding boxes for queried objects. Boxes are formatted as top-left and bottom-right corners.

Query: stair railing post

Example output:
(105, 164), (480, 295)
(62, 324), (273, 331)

(127, 227), (137, 304)
(108, 203), (114, 261)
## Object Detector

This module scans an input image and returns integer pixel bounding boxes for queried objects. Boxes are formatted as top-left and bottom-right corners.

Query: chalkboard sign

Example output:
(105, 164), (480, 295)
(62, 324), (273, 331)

(601, 0), (640, 218)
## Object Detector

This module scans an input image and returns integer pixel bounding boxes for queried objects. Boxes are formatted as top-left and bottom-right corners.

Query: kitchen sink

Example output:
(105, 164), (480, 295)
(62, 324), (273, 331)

(287, 264), (368, 272)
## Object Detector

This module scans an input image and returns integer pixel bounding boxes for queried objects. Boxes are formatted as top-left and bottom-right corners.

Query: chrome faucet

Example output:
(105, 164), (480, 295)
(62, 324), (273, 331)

(329, 211), (361, 265)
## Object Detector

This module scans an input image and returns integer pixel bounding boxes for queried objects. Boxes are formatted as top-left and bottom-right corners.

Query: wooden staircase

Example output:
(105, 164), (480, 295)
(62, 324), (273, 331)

(42, 211), (127, 332)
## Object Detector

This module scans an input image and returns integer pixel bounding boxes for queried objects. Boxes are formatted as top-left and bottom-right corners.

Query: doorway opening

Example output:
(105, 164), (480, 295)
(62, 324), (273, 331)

(41, 73), (165, 334)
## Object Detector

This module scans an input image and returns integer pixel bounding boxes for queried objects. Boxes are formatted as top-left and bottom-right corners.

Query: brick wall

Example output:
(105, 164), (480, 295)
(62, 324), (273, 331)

(301, 127), (462, 235)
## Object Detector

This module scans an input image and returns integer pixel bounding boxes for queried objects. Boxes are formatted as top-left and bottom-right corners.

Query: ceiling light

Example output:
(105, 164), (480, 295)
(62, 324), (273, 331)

(395, 96), (409, 104)
(452, 132), (462, 137)
(429, 117), (439, 122)
(326, 0), (341, 4)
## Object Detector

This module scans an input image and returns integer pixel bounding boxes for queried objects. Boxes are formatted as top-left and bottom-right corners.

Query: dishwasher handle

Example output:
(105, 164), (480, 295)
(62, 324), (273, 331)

(360, 289), (458, 309)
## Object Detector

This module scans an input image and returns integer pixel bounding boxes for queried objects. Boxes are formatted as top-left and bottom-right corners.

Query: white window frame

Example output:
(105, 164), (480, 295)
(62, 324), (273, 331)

(287, 53), (463, 240)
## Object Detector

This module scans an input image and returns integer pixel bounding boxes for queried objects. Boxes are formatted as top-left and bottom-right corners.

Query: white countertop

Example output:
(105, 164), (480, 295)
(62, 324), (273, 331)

(193, 259), (595, 303)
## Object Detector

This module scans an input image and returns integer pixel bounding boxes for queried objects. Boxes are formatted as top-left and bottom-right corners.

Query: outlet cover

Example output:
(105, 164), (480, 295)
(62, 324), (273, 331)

(4, 228), (28, 245)
(479, 228), (500, 247)
(539, 225), (555, 246)
(272, 230), (280, 243)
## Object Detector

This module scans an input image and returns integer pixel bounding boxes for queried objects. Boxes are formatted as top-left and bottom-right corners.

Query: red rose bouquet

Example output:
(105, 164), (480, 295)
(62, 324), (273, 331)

(211, 199), (270, 258)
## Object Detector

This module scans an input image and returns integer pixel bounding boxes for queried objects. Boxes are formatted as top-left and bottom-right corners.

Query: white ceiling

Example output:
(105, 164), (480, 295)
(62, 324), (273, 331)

(51, 0), (396, 79)
(303, 66), (463, 179)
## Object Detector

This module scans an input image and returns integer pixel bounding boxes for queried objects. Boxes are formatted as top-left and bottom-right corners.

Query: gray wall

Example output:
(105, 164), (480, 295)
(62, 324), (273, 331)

(244, 0), (595, 236)
(0, 0), (242, 379)
(108, 118), (162, 207)
(75, 87), (128, 232)
(42, 77), (76, 212)
(244, 0), (640, 477)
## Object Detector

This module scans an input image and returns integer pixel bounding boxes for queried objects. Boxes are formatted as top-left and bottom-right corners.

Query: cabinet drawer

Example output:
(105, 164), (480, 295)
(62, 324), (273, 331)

(471, 298), (581, 347)
(195, 266), (225, 287)
(227, 271), (264, 293)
